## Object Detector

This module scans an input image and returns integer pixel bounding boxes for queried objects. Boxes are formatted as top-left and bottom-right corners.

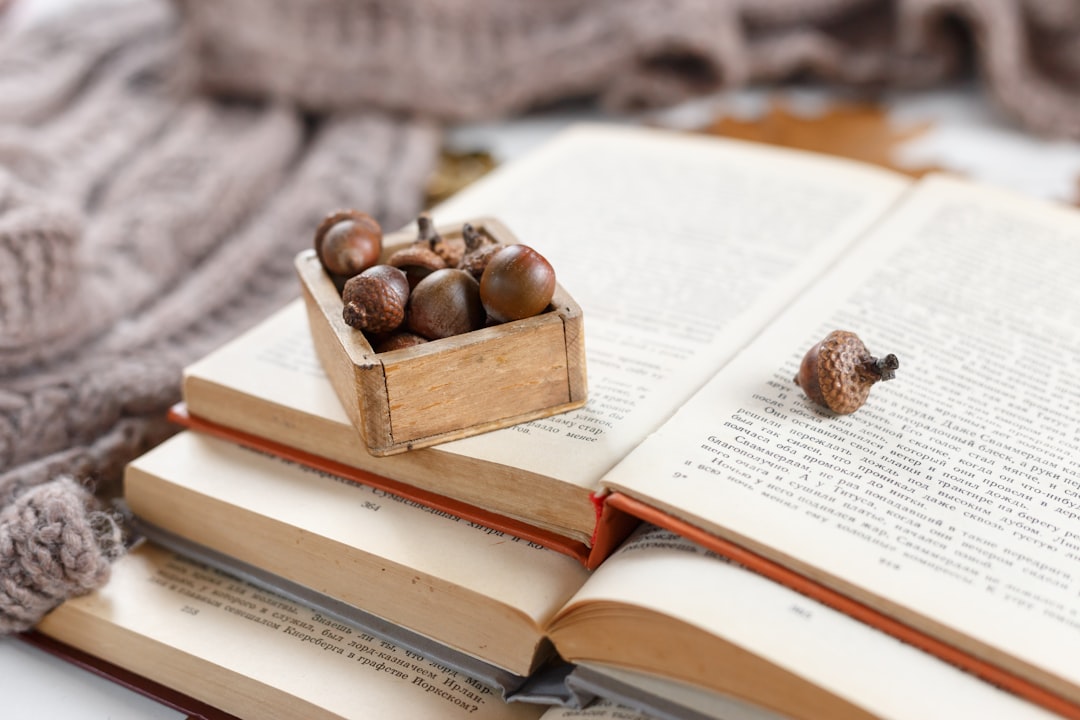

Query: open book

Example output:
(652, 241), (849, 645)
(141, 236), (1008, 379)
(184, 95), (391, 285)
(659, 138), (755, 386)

(171, 123), (1080, 715)
(31, 540), (654, 720)
(46, 436), (1055, 719)
(178, 123), (910, 567)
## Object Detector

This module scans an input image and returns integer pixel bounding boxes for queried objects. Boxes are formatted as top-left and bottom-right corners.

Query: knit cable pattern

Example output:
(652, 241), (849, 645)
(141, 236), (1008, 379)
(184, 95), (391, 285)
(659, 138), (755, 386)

(0, 477), (124, 633)
(0, 1), (438, 628)
(177, 0), (1080, 137)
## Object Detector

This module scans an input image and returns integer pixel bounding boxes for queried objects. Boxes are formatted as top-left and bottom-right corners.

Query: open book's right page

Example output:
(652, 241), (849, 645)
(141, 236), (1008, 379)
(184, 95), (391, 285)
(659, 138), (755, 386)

(432, 124), (909, 487)
(602, 174), (1080, 704)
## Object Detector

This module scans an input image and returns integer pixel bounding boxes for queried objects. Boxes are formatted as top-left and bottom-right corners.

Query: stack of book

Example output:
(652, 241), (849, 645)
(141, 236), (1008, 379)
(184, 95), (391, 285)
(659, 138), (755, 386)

(33, 125), (1080, 719)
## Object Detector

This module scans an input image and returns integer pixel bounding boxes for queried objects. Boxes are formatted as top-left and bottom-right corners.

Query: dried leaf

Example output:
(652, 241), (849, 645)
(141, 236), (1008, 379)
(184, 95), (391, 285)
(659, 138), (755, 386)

(699, 99), (946, 178)
(425, 149), (497, 206)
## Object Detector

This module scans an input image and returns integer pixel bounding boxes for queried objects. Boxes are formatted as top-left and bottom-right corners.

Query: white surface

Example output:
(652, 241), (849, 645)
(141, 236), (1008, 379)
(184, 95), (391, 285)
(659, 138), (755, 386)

(448, 84), (1080, 205)
(892, 88), (1080, 202)
(0, 637), (185, 719)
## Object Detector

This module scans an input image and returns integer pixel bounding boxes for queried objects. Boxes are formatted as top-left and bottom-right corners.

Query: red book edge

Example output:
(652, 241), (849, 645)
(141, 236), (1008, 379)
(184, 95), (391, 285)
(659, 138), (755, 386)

(604, 491), (1080, 720)
(168, 403), (635, 569)
(19, 630), (239, 720)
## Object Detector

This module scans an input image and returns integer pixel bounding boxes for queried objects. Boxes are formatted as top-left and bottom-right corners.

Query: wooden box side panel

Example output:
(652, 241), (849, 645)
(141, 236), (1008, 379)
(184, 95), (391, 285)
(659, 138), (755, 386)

(296, 252), (392, 448)
(382, 317), (571, 444)
(550, 285), (587, 404)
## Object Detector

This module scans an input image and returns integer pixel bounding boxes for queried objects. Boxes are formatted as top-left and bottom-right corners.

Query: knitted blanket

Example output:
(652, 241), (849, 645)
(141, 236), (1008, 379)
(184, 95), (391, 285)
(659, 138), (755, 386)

(1, 0), (1078, 633)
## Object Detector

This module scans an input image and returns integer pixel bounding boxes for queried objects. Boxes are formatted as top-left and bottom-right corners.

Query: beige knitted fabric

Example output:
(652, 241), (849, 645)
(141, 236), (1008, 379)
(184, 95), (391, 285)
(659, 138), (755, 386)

(2, 0), (1080, 631)
(0, 1), (438, 631)
(177, 0), (1080, 137)
(0, 477), (125, 633)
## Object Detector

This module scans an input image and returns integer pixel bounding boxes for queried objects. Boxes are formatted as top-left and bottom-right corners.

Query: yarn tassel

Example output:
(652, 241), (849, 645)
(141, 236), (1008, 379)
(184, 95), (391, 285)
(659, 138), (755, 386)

(0, 477), (124, 634)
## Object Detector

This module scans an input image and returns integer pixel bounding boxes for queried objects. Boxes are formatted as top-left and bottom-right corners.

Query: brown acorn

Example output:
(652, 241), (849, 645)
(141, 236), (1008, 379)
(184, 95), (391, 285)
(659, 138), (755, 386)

(479, 244), (556, 323)
(371, 331), (429, 353)
(386, 244), (446, 289)
(407, 268), (485, 340)
(341, 265), (410, 335)
(794, 330), (898, 414)
(314, 209), (382, 277)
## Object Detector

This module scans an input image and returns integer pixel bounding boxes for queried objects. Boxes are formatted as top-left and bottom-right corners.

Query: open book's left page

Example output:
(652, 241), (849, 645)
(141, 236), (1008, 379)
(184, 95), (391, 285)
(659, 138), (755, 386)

(36, 544), (545, 720)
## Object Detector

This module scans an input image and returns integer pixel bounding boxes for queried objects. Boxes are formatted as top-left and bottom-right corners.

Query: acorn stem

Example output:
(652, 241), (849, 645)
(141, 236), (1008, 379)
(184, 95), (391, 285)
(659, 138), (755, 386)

(417, 212), (439, 248)
(863, 353), (899, 382)
(462, 222), (485, 251)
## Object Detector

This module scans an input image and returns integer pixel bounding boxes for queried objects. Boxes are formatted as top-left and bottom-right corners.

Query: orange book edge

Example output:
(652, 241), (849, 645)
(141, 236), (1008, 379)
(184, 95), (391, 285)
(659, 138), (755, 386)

(168, 404), (634, 569)
(604, 491), (1080, 720)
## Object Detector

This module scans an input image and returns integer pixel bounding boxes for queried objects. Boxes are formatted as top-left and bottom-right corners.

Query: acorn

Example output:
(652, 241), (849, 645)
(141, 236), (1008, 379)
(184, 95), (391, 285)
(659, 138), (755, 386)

(314, 209), (382, 278)
(479, 244), (555, 323)
(341, 264), (410, 335)
(794, 330), (898, 415)
(386, 243), (446, 290)
(371, 331), (429, 353)
(407, 268), (486, 340)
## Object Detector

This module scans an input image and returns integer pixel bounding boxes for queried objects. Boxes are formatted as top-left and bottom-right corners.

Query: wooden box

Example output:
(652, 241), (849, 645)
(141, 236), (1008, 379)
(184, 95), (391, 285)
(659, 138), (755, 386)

(296, 217), (587, 456)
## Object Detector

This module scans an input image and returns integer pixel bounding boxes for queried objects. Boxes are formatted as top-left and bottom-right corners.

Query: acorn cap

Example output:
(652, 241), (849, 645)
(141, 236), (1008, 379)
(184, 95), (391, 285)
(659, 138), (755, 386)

(341, 266), (410, 335)
(795, 330), (898, 414)
(386, 244), (448, 290)
(456, 222), (504, 278)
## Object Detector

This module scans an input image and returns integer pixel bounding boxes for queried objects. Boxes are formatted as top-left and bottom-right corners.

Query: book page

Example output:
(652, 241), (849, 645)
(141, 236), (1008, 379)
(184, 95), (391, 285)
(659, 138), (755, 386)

(568, 665), (783, 720)
(37, 544), (544, 720)
(602, 175), (1080, 698)
(185, 298), (355, 434)
(126, 432), (590, 673)
(131, 431), (596, 626)
(552, 526), (1057, 720)
(432, 124), (909, 486)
